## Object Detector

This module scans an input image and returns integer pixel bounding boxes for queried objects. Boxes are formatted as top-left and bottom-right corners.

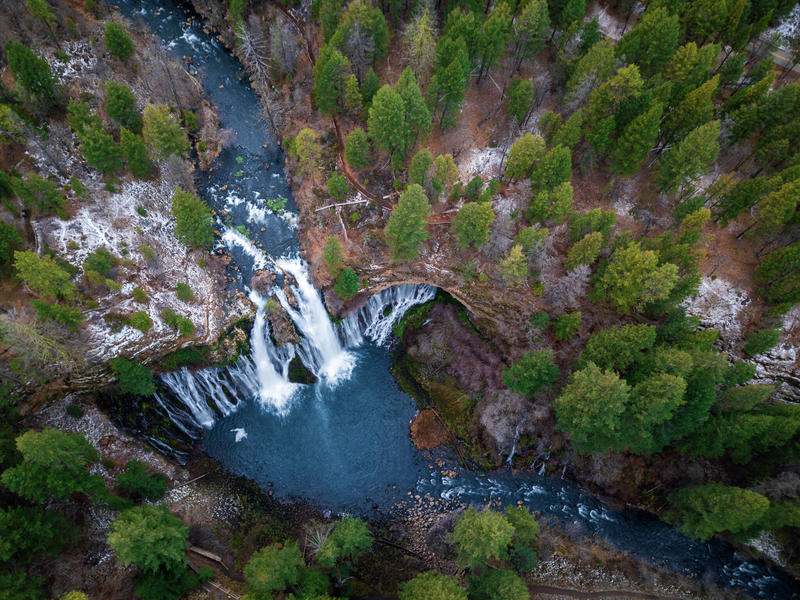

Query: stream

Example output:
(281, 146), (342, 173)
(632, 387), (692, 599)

(116, 0), (798, 597)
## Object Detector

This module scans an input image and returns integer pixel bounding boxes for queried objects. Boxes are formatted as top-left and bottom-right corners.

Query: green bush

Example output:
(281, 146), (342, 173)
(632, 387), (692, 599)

(132, 287), (147, 302)
(162, 309), (195, 336)
(128, 311), (153, 332)
(743, 328), (781, 357)
(553, 311), (581, 340)
(104, 23), (134, 60)
(105, 81), (141, 133)
(171, 189), (214, 249)
(116, 460), (167, 501)
(84, 248), (116, 277)
(175, 282), (194, 302)
(110, 357), (156, 395)
(334, 267), (359, 300)
(31, 300), (84, 331)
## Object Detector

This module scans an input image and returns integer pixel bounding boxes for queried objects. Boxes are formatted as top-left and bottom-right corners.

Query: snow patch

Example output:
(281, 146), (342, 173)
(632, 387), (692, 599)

(45, 41), (98, 84)
(682, 277), (752, 344)
(458, 147), (504, 182)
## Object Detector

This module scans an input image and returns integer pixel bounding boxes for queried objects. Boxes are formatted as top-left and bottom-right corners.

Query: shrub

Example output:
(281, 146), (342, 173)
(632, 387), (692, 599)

(553, 311), (581, 340)
(104, 23), (134, 60)
(109, 357), (156, 395)
(116, 460), (167, 501)
(171, 189), (214, 249)
(162, 309), (195, 336)
(322, 236), (343, 277)
(327, 173), (348, 202)
(334, 267), (359, 300)
(31, 300), (84, 332)
(128, 311), (153, 332)
(743, 328), (781, 357)
(84, 248), (116, 277)
(175, 282), (194, 302)
(132, 287), (147, 302)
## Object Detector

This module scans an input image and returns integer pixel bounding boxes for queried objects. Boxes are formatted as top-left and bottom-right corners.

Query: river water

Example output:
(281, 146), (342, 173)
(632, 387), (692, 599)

(116, 0), (798, 597)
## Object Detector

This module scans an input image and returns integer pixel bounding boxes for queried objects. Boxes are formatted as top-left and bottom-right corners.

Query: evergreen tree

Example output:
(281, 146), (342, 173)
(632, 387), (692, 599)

(550, 0), (587, 32)
(105, 81), (142, 133)
(5, 41), (58, 106)
(171, 189), (214, 249)
(1, 429), (105, 502)
(361, 67), (380, 105)
(744, 328), (781, 357)
(120, 128), (154, 178)
(514, 226), (548, 256)
(579, 323), (657, 372)
(344, 127), (369, 170)
(330, 0), (390, 64)
(431, 153), (459, 200)
(12, 172), (65, 216)
(104, 23), (135, 60)
(334, 267), (359, 300)
(657, 121), (721, 194)
(555, 362), (630, 454)
(396, 67), (432, 151)
(469, 569), (529, 600)
(452, 202), (495, 248)
(322, 236), (343, 277)
(319, 0), (343, 42)
(384, 184), (430, 260)
(755, 241), (800, 310)
(108, 504), (188, 573)
(402, 2), (438, 83)
(499, 244), (528, 285)
(615, 7), (679, 75)
(667, 484), (770, 541)
(428, 35), (471, 128)
(0, 506), (70, 564)
(290, 128), (321, 177)
(0, 221), (23, 276)
(368, 84), (407, 166)
(596, 242), (679, 313)
(449, 507), (515, 568)
(408, 148), (433, 187)
(527, 182), (573, 223)
(476, 2), (512, 82)
(327, 173), (348, 203)
(312, 44), (352, 115)
(612, 103), (663, 176)
(399, 572), (467, 600)
(244, 542), (305, 597)
(80, 123), (123, 174)
(507, 77), (535, 126)
(511, 0), (549, 71)
(565, 231), (603, 270)
(14, 250), (78, 302)
(316, 517), (372, 567)
(109, 357), (156, 395)
(662, 76), (719, 143)
(505, 133), (546, 181)
(142, 104), (189, 159)
(751, 179), (800, 237)
(683, 0), (730, 43)
(502, 349), (559, 397)
(566, 39), (615, 93)
(531, 145), (572, 189)
(552, 109), (584, 149)
(343, 73), (362, 112)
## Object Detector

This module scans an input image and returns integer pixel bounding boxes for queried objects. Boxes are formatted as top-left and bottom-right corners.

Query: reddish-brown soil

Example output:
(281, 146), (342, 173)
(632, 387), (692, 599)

(410, 408), (448, 450)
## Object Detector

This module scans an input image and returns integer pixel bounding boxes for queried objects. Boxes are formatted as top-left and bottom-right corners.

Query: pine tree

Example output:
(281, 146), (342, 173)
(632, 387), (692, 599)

(334, 267), (360, 300)
(612, 103), (663, 176)
(322, 236), (343, 277)
(344, 127), (369, 170)
(108, 505), (188, 573)
(667, 484), (770, 540)
(657, 120), (721, 194)
(755, 241), (800, 309)
(368, 84), (407, 166)
(428, 35), (471, 128)
(499, 244), (528, 285)
(361, 67), (380, 105)
(469, 569), (530, 600)
(343, 73), (362, 112)
(396, 67), (432, 152)
(79, 123), (123, 174)
(408, 148), (433, 186)
(507, 77), (534, 126)
(502, 349), (559, 397)
(289, 128), (321, 177)
(12, 172), (65, 216)
(327, 172), (348, 201)
(565, 231), (603, 270)
(400, 572), (468, 600)
(0, 221), (23, 276)
(476, 2), (512, 83)
(330, 0), (390, 64)
(13, 251), (78, 302)
(171, 189), (214, 249)
(751, 179), (800, 237)
(683, 0), (729, 44)
(527, 182), (573, 223)
(120, 128), (154, 178)
(616, 7), (679, 74)
(5, 41), (58, 107)
(551, 0), (586, 32)
(243, 542), (305, 597)
(552, 109), (584, 148)
(452, 202), (495, 248)
(142, 104), (189, 159)
(319, 0), (344, 42)
(384, 184), (430, 260)
(402, 3), (438, 83)
(504, 133), (545, 181)
(312, 44), (352, 115)
(431, 153), (459, 200)
(662, 75), (719, 142)
(104, 23), (135, 60)
(511, 0), (549, 71)
(449, 507), (515, 568)
(105, 81), (142, 133)
(566, 39), (615, 93)
(532, 145), (572, 189)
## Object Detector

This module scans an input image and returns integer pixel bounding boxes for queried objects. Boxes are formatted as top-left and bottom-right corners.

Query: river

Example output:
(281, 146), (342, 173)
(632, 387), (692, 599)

(115, 0), (799, 597)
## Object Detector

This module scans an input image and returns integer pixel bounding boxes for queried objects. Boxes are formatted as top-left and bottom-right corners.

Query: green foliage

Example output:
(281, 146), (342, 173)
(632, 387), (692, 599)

(565, 231), (602, 270)
(176, 282), (194, 302)
(105, 81), (142, 133)
(108, 504), (188, 573)
(504, 504), (539, 547)
(105, 23), (135, 60)
(527, 182), (573, 224)
(469, 569), (529, 600)
(84, 248), (116, 277)
(31, 300), (84, 332)
(334, 267), (359, 300)
(14, 250), (78, 302)
(667, 484), (770, 541)
(568, 209), (615, 243)
(452, 202), (495, 249)
(756, 241), (800, 310)
(449, 507), (515, 568)
(290, 128), (321, 177)
(408, 149), (433, 187)
(120, 128), (154, 178)
(110, 357), (156, 396)
(502, 349), (559, 397)
(5, 41), (58, 106)
(399, 571), (468, 600)
(344, 127), (369, 170)
(428, 35), (471, 128)
(505, 133), (545, 181)
(514, 227), (548, 257)
(555, 362), (631, 454)
(743, 328), (781, 357)
(116, 460), (167, 501)
(312, 44), (351, 115)
(330, 0), (390, 64)
(431, 153), (459, 201)
(171, 189), (214, 249)
(384, 184), (430, 261)
(162, 309), (195, 336)
(368, 84), (407, 165)
(596, 242), (679, 313)
(322, 236), (343, 277)
(13, 172), (66, 216)
(128, 310), (153, 332)
(507, 77), (534, 125)
(327, 173), (348, 202)
(244, 541), (305, 597)
(553, 311), (581, 340)
(657, 121), (720, 195)
(142, 104), (189, 160)
(531, 145), (572, 189)
(134, 566), (212, 600)
(499, 244), (528, 286)
(0, 506), (70, 563)
(343, 74), (362, 113)
(511, 0), (549, 70)
(0, 221), (24, 275)
(315, 517), (372, 568)
(579, 323), (657, 371)
(361, 68), (380, 105)
(1, 429), (104, 502)
(612, 103), (662, 176)
(80, 123), (123, 174)
(615, 7), (679, 75)
(26, 0), (56, 30)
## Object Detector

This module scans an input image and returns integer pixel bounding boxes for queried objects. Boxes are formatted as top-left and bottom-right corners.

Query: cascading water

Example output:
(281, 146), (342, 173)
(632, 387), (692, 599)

(113, 0), (800, 596)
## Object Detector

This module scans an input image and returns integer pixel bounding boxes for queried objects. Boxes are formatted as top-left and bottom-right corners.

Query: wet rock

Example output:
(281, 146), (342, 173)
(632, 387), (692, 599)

(250, 269), (276, 296)
(288, 355), (317, 384)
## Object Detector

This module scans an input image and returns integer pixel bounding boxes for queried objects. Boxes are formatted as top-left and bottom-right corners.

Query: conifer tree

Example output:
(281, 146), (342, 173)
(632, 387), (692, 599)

(343, 73), (362, 112)
(402, 2), (438, 83)
(662, 75), (719, 143)
(552, 109), (584, 149)
(504, 133), (545, 181)
(431, 153), (459, 200)
(452, 202), (495, 249)
(667, 484), (770, 541)
(5, 41), (58, 107)
(550, 0), (586, 32)
(683, 0), (730, 44)
(615, 7), (679, 75)
(322, 236), (343, 277)
(612, 103), (663, 176)
(506, 77), (534, 126)
(428, 35), (471, 128)
(502, 349), (559, 397)
(476, 2), (512, 83)
(384, 183), (430, 260)
(108, 504), (188, 573)
(79, 123), (123, 174)
(344, 127), (369, 170)
(751, 179), (800, 237)
(408, 149), (433, 187)
(312, 44), (352, 115)
(400, 572), (467, 600)
(511, 0), (549, 71)
(105, 81), (142, 133)
(396, 67), (432, 151)
(361, 67), (380, 105)
(104, 23), (135, 60)
(657, 120), (721, 194)
(565, 231), (603, 270)
(120, 128), (154, 178)
(499, 244), (528, 285)
(528, 182), (573, 223)
(142, 104), (189, 159)
(330, 0), (390, 64)
(755, 241), (800, 309)
(319, 0), (343, 42)
(531, 145), (571, 189)
(12, 172), (65, 216)
(171, 189), (214, 249)
(368, 84), (407, 167)
(566, 39), (615, 93)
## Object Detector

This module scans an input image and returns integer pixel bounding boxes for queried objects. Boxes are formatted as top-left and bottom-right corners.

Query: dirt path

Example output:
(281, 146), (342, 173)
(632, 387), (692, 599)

(528, 584), (686, 600)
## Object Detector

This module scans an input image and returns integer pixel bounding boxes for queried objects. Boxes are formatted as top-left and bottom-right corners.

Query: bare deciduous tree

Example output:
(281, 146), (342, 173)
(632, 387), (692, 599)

(237, 15), (271, 88)
(269, 16), (298, 76)
(343, 20), (374, 84)
(543, 264), (591, 312)
(402, 1), (437, 85)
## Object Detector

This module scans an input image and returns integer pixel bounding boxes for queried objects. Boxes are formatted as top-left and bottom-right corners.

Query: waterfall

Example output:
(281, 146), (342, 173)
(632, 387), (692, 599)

(274, 257), (355, 384)
(339, 284), (437, 347)
(155, 255), (438, 429)
(506, 418), (526, 465)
